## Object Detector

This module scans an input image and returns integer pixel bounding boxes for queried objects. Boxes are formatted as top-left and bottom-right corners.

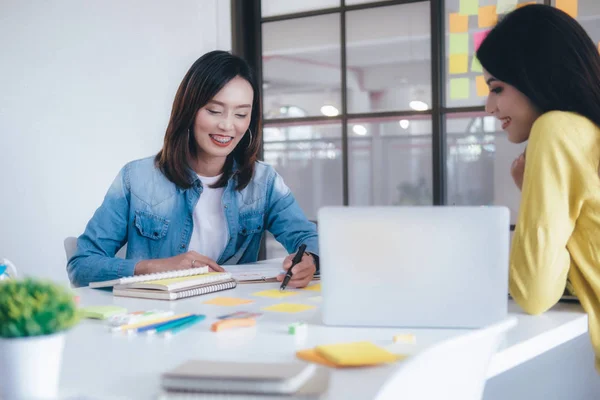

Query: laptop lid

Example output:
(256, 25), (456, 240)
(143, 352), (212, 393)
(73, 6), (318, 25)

(318, 206), (510, 329)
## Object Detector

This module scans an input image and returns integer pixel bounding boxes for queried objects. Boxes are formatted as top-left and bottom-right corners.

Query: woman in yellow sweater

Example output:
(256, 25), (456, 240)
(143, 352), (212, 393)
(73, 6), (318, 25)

(477, 4), (600, 372)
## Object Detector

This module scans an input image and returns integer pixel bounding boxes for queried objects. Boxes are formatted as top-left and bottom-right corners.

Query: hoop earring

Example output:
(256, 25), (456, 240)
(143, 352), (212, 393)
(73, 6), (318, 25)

(247, 128), (253, 145)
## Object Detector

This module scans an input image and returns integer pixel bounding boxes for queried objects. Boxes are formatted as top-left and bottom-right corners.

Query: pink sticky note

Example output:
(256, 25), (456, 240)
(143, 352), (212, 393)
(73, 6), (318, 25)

(474, 30), (490, 51)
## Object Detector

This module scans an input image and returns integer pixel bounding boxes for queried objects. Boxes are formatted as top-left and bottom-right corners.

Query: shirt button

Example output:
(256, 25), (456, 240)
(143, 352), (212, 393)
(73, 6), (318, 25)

(224, 205), (228, 209)
(180, 244), (185, 249)
(153, 232), (159, 237)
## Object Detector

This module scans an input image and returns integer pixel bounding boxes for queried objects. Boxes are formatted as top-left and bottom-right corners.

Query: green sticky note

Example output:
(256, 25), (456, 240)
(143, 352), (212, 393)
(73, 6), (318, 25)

(80, 305), (127, 320)
(471, 56), (483, 72)
(449, 33), (469, 55)
(450, 78), (470, 100)
(459, 0), (479, 15)
(497, 0), (518, 14)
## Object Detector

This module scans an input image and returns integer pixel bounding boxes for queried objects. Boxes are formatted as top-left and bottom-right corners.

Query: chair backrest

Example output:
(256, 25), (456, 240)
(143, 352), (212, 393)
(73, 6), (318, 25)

(64, 237), (127, 261)
(374, 317), (517, 400)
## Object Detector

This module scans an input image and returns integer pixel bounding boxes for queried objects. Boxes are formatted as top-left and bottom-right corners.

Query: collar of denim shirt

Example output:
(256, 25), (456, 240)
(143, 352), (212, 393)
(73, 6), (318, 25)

(179, 157), (241, 193)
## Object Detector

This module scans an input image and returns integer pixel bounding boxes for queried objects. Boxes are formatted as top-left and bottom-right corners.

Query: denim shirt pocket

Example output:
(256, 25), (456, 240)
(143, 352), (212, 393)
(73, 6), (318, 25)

(228, 212), (264, 264)
(134, 210), (170, 240)
(238, 212), (264, 236)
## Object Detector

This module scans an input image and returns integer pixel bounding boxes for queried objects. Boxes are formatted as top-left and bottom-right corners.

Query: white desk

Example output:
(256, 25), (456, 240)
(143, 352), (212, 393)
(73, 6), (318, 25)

(60, 282), (588, 399)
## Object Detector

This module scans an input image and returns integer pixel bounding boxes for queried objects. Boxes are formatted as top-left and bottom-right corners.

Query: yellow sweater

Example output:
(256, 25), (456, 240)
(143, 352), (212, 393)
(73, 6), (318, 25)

(510, 111), (600, 372)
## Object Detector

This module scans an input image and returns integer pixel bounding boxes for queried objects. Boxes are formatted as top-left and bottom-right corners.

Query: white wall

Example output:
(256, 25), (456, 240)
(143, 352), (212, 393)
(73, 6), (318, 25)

(0, 0), (231, 282)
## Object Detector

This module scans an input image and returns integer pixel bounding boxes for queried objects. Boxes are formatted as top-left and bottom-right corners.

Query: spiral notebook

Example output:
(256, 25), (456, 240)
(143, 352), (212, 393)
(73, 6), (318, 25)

(113, 278), (237, 301)
(125, 272), (233, 291)
(89, 266), (210, 289)
(159, 361), (328, 399)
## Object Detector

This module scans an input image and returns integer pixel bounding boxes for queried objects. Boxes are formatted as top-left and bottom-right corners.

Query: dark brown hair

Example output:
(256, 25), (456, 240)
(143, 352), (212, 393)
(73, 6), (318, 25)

(155, 50), (262, 190)
(477, 5), (600, 129)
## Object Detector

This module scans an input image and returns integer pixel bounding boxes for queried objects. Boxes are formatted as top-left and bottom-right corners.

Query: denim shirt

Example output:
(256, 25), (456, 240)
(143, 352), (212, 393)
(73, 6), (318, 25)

(67, 156), (318, 287)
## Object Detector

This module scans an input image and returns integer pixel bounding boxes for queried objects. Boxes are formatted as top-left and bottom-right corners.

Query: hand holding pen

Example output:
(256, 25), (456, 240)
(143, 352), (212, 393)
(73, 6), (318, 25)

(277, 244), (315, 290)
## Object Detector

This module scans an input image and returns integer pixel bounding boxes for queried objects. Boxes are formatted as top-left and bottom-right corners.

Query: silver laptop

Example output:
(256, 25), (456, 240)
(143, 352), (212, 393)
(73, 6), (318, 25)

(318, 206), (510, 329)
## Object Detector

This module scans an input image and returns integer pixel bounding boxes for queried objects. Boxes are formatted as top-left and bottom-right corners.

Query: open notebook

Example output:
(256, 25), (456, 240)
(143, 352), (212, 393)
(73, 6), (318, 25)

(113, 273), (235, 301)
(89, 266), (210, 289)
(224, 259), (320, 283)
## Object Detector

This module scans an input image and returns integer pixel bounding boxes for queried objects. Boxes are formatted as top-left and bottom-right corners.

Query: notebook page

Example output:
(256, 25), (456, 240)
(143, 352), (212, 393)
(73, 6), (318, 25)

(224, 259), (284, 282)
(129, 272), (233, 291)
(89, 266), (209, 288)
(142, 272), (228, 286)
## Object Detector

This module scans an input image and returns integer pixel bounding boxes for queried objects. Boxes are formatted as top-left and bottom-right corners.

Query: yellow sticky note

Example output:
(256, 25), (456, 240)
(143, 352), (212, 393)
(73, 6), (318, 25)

(316, 341), (398, 367)
(203, 297), (254, 306)
(459, 0), (479, 16)
(556, 0), (578, 19)
(497, 0), (517, 14)
(449, 33), (469, 55)
(450, 78), (470, 100)
(471, 55), (483, 72)
(478, 5), (497, 28)
(252, 289), (300, 299)
(393, 334), (417, 344)
(516, 2), (536, 9)
(476, 75), (488, 97)
(301, 283), (321, 292)
(262, 303), (316, 313)
(449, 54), (469, 74)
(296, 349), (339, 368)
(449, 13), (469, 33)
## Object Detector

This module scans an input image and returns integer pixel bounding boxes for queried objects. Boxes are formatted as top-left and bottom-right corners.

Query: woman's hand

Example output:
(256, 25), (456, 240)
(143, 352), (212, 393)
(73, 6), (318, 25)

(134, 251), (224, 275)
(511, 151), (526, 191)
(276, 252), (316, 288)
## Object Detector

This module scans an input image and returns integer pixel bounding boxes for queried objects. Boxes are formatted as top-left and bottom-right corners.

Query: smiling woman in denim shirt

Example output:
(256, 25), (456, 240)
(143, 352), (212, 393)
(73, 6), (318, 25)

(68, 51), (319, 288)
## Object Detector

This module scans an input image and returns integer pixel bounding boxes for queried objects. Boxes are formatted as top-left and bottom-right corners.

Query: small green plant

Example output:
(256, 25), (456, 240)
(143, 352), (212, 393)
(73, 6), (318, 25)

(0, 278), (79, 338)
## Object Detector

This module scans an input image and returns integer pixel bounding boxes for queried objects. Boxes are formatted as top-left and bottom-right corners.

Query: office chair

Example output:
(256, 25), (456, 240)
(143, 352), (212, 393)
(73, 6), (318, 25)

(374, 317), (517, 400)
(64, 237), (127, 261)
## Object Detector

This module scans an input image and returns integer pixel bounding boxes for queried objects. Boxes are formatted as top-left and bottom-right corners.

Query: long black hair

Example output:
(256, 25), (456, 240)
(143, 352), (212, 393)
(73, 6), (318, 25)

(156, 50), (262, 191)
(477, 4), (600, 129)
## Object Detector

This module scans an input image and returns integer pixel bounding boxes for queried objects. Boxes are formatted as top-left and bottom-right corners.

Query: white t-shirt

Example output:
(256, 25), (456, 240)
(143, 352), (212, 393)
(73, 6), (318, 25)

(188, 174), (228, 262)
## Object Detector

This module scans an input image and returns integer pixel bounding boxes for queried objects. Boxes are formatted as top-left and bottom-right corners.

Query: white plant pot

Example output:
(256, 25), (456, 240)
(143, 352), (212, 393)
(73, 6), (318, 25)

(0, 332), (65, 399)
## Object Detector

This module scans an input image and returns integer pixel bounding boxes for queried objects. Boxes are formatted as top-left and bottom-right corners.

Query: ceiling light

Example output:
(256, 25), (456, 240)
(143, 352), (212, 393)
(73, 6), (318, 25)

(352, 124), (367, 136)
(399, 120), (410, 129)
(409, 100), (429, 111)
(320, 105), (339, 117)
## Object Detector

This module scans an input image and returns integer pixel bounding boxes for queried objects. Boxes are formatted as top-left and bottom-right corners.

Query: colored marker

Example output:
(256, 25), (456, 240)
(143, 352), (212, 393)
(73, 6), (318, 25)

(112, 313), (191, 333)
(147, 315), (205, 335)
(163, 315), (206, 337)
(211, 317), (256, 332)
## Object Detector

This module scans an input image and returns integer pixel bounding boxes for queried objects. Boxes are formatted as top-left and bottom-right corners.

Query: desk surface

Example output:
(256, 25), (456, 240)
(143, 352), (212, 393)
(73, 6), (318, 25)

(61, 282), (588, 399)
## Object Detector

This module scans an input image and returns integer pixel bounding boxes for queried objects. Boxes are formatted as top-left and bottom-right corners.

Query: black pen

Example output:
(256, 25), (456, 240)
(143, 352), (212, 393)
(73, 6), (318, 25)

(280, 244), (307, 291)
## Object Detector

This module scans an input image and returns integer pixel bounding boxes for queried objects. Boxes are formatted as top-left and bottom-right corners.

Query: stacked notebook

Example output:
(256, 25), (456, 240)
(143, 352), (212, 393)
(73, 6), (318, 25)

(159, 361), (328, 399)
(89, 268), (236, 300)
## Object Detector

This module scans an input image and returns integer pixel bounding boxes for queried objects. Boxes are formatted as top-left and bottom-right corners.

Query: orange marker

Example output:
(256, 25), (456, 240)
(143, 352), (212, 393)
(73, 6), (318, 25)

(211, 317), (256, 332)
